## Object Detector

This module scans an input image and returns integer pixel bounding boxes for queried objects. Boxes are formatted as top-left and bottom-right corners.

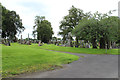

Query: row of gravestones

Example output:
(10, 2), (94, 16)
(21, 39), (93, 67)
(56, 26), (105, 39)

(51, 40), (120, 49)
(49, 40), (91, 48)
(111, 42), (120, 49)
(18, 39), (42, 45)
(18, 39), (44, 46)
(65, 42), (91, 48)
(18, 40), (31, 45)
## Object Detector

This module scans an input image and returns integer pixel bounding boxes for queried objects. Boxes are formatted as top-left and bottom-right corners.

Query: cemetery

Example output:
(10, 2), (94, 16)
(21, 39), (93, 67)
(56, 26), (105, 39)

(1, 36), (119, 77)
(1, 1), (120, 78)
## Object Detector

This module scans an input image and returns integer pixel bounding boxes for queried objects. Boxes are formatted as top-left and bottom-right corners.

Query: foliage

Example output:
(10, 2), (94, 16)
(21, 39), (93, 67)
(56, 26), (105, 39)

(73, 11), (119, 49)
(58, 6), (85, 43)
(1, 4), (25, 40)
(33, 16), (54, 43)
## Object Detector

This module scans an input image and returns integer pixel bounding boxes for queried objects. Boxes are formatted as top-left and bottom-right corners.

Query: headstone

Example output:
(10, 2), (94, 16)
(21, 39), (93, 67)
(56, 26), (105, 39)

(75, 41), (79, 48)
(56, 42), (60, 46)
(88, 44), (91, 48)
(20, 35), (23, 44)
(48, 40), (51, 44)
(7, 41), (11, 46)
(112, 42), (117, 49)
(85, 43), (88, 48)
(28, 33), (29, 41)
(26, 41), (31, 45)
(38, 41), (41, 46)
(66, 32), (72, 47)
(23, 40), (26, 44)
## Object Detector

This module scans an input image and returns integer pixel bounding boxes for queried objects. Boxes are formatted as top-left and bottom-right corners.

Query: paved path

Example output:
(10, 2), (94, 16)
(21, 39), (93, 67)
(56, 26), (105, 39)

(16, 51), (118, 78)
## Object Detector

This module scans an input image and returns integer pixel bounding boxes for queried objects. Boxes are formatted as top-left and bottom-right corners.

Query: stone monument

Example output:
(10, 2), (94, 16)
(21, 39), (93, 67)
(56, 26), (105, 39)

(65, 32), (72, 47)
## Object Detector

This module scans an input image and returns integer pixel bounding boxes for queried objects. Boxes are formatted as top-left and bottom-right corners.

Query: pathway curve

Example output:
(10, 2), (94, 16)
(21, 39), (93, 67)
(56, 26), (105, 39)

(16, 50), (118, 78)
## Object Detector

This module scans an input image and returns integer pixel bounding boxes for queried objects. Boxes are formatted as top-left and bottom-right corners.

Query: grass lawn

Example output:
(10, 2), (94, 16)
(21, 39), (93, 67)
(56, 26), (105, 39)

(2, 43), (79, 77)
(38, 44), (119, 55)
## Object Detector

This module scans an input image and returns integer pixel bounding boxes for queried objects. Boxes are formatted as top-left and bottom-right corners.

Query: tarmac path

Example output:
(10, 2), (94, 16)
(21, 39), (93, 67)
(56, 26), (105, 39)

(16, 51), (118, 78)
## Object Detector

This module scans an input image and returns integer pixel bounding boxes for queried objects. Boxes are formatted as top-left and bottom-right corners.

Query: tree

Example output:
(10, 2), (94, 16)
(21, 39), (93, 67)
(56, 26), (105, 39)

(58, 5), (85, 47)
(33, 16), (54, 43)
(117, 18), (120, 46)
(73, 17), (99, 48)
(2, 4), (25, 41)
(98, 16), (118, 49)
(73, 11), (118, 49)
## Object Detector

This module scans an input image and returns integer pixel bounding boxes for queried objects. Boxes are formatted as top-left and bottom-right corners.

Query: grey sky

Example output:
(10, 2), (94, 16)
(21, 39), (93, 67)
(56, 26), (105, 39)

(1, 0), (119, 39)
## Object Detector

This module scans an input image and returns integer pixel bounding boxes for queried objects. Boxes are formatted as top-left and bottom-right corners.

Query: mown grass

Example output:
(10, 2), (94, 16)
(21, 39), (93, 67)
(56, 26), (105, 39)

(2, 43), (79, 77)
(38, 44), (119, 55)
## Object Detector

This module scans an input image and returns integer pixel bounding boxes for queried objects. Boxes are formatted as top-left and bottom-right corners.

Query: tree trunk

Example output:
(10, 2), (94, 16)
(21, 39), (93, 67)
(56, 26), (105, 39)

(107, 41), (110, 49)
(92, 38), (97, 49)
(75, 37), (79, 48)
(100, 38), (105, 49)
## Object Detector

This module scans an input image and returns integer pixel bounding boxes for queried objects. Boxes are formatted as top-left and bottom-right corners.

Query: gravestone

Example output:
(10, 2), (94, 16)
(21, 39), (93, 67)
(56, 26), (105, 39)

(38, 41), (41, 46)
(23, 40), (26, 44)
(26, 41), (31, 45)
(2, 39), (5, 45)
(53, 40), (57, 45)
(112, 42), (117, 49)
(65, 32), (72, 47)
(38, 41), (42, 46)
(56, 42), (60, 46)
(7, 40), (11, 46)
(48, 40), (51, 44)
(85, 43), (90, 48)
(20, 35), (23, 44)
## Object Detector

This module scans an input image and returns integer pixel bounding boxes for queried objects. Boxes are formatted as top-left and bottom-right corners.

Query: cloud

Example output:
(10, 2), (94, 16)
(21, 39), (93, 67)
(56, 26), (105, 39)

(1, 0), (119, 39)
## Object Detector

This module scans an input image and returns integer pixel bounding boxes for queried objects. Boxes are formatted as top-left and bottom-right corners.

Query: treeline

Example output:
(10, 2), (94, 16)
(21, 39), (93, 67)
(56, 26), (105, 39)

(58, 6), (120, 49)
(1, 3), (54, 44)
(1, 3), (119, 49)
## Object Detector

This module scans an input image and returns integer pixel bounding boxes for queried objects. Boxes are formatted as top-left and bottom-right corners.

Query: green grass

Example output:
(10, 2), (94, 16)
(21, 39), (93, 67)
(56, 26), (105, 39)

(38, 44), (119, 55)
(2, 43), (79, 77)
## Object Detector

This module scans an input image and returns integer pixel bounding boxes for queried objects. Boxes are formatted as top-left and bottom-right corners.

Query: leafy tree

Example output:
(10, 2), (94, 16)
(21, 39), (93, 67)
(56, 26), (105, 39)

(52, 36), (57, 41)
(2, 4), (25, 40)
(73, 17), (99, 48)
(58, 5), (85, 47)
(73, 11), (118, 49)
(0, 3), (2, 30)
(57, 38), (61, 41)
(33, 16), (54, 43)
(98, 16), (118, 49)
(117, 18), (120, 45)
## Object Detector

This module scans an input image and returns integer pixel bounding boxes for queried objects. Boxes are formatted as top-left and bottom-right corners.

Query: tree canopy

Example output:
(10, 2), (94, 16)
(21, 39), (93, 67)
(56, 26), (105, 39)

(33, 16), (54, 43)
(73, 11), (119, 49)
(58, 6), (85, 46)
(1, 4), (25, 40)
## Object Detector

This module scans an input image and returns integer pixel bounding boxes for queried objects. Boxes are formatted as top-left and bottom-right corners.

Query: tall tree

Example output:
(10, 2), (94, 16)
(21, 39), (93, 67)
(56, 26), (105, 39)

(58, 6), (85, 47)
(73, 11), (118, 49)
(98, 16), (118, 49)
(73, 17), (99, 48)
(2, 4), (25, 40)
(33, 16), (54, 43)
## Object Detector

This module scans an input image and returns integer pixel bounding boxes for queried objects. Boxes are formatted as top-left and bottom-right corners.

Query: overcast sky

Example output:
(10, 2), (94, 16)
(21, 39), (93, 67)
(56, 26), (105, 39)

(1, 0), (119, 39)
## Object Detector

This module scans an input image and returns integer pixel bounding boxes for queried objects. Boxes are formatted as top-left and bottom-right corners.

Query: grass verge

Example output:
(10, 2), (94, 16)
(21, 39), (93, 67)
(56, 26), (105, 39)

(37, 44), (119, 55)
(2, 43), (79, 77)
